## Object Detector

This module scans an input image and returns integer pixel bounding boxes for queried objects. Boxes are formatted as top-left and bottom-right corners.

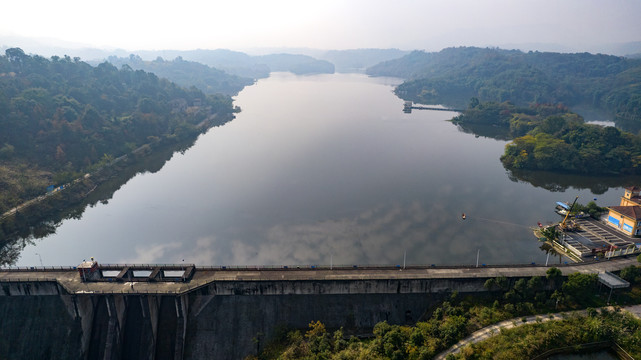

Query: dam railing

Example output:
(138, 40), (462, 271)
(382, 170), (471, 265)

(0, 256), (629, 272)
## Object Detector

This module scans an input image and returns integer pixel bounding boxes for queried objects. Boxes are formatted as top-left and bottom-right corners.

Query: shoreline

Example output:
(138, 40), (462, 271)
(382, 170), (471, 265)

(0, 112), (234, 249)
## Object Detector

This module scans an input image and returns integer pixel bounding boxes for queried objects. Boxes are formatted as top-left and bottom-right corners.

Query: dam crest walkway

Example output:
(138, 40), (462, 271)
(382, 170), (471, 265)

(1, 257), (637, 296)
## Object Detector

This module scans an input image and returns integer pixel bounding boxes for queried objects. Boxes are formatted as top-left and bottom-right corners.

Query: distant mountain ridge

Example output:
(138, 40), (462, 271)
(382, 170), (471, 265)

(118, 49), (336, 78)
(318, 48), (409, 72)
(0, 36), (410, 77)
(132, 49), (271, 79)
(104, 54), (254, 96)
(254, 54), (334, 75)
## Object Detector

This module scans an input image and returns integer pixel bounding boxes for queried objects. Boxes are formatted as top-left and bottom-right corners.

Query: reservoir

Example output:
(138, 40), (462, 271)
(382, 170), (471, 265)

(17, 72), (628, 267)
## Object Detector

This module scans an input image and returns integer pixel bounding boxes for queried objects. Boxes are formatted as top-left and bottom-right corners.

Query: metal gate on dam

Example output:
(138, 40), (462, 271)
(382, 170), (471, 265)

(0, 258), (636, 360)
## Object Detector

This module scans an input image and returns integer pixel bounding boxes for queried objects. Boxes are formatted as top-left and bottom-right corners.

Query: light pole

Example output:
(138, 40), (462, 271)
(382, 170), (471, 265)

(35, 253), (43, 267)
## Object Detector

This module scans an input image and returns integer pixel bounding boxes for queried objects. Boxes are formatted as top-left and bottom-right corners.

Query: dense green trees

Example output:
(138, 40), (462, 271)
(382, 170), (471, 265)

(573, 201), (609, 219)
(254, 268), (637, 359)
(256, 269), (641, 359)
(367, 47), (641, 129)
(539, 225), (561, 243)
(454, 309), (641, 359)
(0, 48), (236, 215)
(501, 117), (641, 174)
(561, 273), (599, 305)
(453, 101), (641, 174)
(620, 265), (641, 283)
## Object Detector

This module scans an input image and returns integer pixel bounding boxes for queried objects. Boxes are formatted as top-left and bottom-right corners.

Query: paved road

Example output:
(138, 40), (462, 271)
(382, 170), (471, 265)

(625, 304), (641, 319)
(434, 306), (641, 359)
(0, 257), (638, 295)
(0, 177), (86, 220)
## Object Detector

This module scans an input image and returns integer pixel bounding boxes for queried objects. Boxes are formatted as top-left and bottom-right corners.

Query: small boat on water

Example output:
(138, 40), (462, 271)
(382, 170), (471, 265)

(554, 200), (587, 218)
(555, 201), (570, 216)
(461, 213), (466, 220)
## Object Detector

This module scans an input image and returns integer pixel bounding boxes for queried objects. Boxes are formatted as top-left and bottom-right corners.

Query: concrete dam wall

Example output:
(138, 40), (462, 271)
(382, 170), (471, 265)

(0, 258), (635, 359)
(0, 278), (482, 359)
(183, 277), (493, 359)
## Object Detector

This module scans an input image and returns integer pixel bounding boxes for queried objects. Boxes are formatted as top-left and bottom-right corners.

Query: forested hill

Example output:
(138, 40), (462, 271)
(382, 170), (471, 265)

(253, 54), (335, 75)
(105, 54), (334, 95)
(106, 55), (254, 96)
(366, 47), (641, 127)
(453, 101), (641, 175)
(131, 49), (335, 78)
(133, 49), (270, 79)
(0, 48), (235, 213)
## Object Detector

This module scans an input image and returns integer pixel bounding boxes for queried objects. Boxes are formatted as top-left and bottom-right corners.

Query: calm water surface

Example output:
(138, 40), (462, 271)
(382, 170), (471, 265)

(18, 73), (624, 267)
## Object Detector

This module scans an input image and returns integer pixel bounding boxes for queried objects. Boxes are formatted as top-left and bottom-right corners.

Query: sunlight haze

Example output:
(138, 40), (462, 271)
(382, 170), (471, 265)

(2, 0), (640, 52)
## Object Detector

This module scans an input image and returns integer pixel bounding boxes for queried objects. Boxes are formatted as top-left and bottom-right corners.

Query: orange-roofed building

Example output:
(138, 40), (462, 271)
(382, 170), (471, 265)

(606, 186), (641, 236)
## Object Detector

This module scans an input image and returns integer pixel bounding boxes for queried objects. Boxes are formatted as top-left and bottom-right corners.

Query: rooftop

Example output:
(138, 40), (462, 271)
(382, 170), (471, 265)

(598, 271), (630, 289)
(626, 196), (641, 206)
(608, 205), (641, 220)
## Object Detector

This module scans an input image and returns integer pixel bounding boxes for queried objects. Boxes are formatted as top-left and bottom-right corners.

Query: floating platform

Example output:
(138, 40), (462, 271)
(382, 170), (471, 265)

(403, 101), (463, 113)
(537, 217), (640, 262)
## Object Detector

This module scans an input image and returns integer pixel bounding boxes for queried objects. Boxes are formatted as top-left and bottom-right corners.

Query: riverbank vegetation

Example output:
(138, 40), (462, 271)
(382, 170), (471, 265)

(251, 266), (641, 359)
(573, 201), (609, 219)
(452, 101), (641, 175)
(367, 47), (641, 132)
(0, 133), (207, 264)
(0, 48), (237, 229)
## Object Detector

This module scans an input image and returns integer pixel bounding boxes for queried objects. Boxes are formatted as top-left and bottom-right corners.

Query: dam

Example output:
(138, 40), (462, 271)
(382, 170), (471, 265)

(0, 257), (637, 359)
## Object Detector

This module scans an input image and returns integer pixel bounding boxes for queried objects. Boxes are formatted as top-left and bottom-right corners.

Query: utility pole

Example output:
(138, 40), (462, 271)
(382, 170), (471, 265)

(35, 253), (43, 267)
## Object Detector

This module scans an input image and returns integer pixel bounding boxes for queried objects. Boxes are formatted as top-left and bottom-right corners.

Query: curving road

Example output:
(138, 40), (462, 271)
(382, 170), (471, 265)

(434, 305), (641, 359)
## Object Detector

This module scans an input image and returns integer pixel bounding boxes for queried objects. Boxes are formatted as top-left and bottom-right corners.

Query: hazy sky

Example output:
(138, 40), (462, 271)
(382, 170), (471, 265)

(2, 0), (640, 52)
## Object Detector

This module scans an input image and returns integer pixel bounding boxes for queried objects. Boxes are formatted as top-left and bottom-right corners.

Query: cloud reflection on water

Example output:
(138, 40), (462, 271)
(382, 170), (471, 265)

(117, 194), (547, 267)
(170, 198), (532, 266)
